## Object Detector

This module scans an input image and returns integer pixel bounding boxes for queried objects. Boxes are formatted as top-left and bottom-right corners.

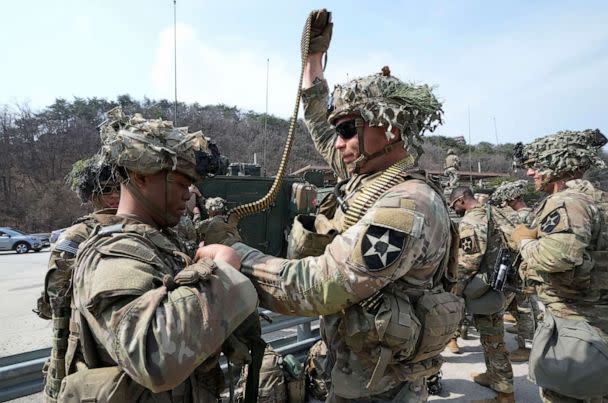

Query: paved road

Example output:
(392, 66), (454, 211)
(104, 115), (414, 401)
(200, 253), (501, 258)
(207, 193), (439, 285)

(0, 249), (52, 357)
(1, 249), (542, 402)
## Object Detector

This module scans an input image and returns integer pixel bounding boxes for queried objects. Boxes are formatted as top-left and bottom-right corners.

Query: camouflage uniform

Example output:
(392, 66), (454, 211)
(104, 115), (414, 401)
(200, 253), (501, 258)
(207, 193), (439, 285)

(457, 205), (514, 394)
(514, 129), (608, 403)
(235, 73), (463, 402)
(491, 181), (538, 349)
(58, 108), (259, 402)
(444, 149), (461, 188)
(36, 155), (120, 402)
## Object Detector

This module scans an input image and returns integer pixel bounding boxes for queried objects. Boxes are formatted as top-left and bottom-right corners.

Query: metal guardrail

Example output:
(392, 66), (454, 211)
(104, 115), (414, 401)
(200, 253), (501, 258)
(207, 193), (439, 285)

(0, 312), (319, 402)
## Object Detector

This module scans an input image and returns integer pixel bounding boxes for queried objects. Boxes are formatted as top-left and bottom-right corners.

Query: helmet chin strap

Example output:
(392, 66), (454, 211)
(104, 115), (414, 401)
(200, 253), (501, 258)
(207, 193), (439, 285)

(125, 171), (179, 228)
(352, 118), (404, 174)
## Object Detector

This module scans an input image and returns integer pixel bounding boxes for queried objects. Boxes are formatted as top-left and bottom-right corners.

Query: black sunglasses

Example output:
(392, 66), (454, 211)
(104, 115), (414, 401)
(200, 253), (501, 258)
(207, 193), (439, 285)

(335, 119), (360, 140)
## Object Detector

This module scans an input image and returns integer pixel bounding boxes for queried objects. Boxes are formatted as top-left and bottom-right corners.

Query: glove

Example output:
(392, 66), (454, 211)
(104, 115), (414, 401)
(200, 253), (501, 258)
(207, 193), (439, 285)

(308, 9), (333, 54)
(172, 258), (217, 287)
(511, 224), (538, 244)
(198, 215), (242, 246)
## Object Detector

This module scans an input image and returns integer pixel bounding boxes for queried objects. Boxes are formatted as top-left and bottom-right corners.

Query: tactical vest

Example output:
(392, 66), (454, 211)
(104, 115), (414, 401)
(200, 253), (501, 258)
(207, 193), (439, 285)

(287, 159), (464, 397)
(59, 220), (263, 402)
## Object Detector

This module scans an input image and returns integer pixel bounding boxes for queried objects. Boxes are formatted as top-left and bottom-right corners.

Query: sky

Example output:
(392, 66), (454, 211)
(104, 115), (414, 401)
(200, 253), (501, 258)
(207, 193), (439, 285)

(1, 0), (607, 145)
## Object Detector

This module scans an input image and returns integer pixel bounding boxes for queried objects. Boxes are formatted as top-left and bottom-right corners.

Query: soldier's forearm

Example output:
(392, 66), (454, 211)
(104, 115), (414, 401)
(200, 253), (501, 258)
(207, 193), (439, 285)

(519, 236), (582, 273)
(303, 53), (324, 89)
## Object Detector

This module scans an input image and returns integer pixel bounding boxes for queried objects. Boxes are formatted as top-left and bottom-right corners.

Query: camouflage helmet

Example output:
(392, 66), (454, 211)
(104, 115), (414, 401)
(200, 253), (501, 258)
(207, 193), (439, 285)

(99, 107), (210, 180)
(447, 148), (456, 155)
(514, 129), (607, 181)
(327, 67), (443, 159)
(490, 180), (529, 205)
(65, 154), (118, 203)
(205, 197), (226, 213)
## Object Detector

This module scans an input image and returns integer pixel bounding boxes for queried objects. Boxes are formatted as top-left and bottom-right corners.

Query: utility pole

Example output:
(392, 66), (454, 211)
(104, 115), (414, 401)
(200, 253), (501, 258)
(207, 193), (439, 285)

(468, 108), (473, 184)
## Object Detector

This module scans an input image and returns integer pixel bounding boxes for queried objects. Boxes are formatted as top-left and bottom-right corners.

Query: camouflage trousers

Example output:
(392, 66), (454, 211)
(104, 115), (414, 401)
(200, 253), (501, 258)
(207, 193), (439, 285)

(326, 377), (427, 403)
(506, 292), (537, 348)
(444, 167), (459, 188)
(453, 313), (471, 339)
(540, 388), (608, 403)
(473, 312), (514, 394)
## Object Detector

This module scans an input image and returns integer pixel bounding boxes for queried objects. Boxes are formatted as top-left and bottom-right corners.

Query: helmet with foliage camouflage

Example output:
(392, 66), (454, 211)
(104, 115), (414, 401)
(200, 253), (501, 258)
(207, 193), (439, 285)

(99, 107), (210, 180)
(65, 154), (118, 203)
(514, 129), (607, 182)
(447, 148), (456, 155)
(327, 67), (443, 160)
(205, 197), (226, 213)
(490, 180), (529, 205)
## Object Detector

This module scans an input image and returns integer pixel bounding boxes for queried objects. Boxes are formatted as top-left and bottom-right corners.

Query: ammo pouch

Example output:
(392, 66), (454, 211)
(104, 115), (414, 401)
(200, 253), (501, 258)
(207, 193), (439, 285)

(411, 290), (465, 363)
(57, 366), (145, 402)
(529, 311), (608, 399)
(286, 215), (336, 259)
(463, 272), (505, 315)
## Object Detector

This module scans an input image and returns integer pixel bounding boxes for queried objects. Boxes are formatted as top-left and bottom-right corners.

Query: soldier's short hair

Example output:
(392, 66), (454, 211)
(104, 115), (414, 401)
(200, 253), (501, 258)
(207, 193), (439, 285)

(449, 186), (474, 206)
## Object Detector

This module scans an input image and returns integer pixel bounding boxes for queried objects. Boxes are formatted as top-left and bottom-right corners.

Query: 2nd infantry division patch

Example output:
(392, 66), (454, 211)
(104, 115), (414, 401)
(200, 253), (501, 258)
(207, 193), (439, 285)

(460, 236), (476, 254)
(540, 210), (561, 233)
(361, 225), (406, 271)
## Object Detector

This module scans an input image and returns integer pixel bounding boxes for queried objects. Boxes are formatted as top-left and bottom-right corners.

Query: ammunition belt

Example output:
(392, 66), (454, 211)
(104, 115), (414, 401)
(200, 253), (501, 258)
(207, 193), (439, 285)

(343, 156), (416, 230)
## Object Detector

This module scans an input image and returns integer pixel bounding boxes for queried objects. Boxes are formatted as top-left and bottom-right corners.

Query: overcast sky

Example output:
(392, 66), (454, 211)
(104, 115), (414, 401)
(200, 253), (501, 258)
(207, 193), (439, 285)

(1, 0), (606, 144)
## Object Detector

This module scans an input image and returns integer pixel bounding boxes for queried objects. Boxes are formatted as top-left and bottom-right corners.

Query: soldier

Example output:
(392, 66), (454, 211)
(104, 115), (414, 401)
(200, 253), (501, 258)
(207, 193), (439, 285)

(490, 180), (537, 362)
(444, 148), (461, 188)
(200, 10), (463, 402)
(450, 186), (515, 403)
(57, 108), (260, 402)
(511, 129), (608, 403)
(36, 155), (121, 401)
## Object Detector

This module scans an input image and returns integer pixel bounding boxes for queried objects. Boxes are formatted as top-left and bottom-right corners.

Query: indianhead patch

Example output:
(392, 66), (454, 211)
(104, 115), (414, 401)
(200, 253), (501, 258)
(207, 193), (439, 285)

(540, 210), (561, 233)
(361, 225), (406, 271)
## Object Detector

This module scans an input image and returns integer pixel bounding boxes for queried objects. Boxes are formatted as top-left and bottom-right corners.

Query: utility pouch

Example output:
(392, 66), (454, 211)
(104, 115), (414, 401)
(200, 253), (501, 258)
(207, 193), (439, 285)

(57, 366), (145, 402)
(529, 311), (608, 399)
(463, 272), (505, 315)
(411, 291), (465, 362)
(286, 215), (335, 259)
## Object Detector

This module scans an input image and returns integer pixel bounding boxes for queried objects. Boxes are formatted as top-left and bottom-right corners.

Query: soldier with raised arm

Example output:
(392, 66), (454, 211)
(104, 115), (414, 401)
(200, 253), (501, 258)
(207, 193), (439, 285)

(512, 129), (608, 403)
(200, 10), (463, 402)
(57, 108), (259, 402)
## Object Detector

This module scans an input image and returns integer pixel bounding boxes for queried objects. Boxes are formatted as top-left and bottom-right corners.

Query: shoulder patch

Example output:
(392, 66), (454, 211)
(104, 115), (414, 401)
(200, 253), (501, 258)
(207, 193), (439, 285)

(361, 225), (406, 271)
(539, 208), (569, 234)
(54, 239), (80, 255)
(459, 233), (479, 254)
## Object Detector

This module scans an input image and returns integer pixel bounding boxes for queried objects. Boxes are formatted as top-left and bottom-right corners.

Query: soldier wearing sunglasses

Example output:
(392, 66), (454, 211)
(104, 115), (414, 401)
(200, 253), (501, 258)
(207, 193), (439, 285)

(199, 9), (462, 402)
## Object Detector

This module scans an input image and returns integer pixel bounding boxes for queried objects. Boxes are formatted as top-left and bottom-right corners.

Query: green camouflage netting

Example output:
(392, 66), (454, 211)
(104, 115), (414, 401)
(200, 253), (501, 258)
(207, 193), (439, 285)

(490, 180), (529, 205)
(327, 69), (443, 159)
(65, 154), (117, 203)
(99, 107), (209, 180)
(516, 129), (607, 179)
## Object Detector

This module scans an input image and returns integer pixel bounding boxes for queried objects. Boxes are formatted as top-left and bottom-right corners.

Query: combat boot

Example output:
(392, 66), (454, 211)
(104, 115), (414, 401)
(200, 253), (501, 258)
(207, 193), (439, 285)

(447, 338), (460, 354)
(470, 371), (493, 388)
(505, 325), (518, 334)
(471, 392), (515, 403)
(510, 347), (530, 362)
(503, 313), (516, 323)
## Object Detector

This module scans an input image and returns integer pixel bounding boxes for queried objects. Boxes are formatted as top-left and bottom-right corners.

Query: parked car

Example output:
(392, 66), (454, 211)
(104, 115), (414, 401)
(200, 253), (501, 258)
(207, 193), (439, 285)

(32, 233), (51, 248)
(0, 227), (44, 254)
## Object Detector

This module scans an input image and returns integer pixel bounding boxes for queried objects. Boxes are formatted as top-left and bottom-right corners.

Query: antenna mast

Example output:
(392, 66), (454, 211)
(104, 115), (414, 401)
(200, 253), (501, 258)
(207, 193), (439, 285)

(468, 108), (473, 184)
(263, 58), (269, 175)
(173, 0), (178, 124)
